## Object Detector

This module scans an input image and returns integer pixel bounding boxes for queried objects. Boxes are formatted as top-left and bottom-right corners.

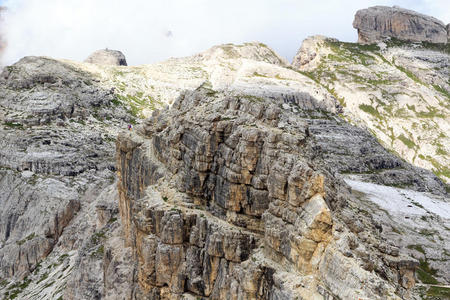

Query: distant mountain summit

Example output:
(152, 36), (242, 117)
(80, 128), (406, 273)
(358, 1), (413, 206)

(353, 6), (449, 44)
(84, 49), (127, 66)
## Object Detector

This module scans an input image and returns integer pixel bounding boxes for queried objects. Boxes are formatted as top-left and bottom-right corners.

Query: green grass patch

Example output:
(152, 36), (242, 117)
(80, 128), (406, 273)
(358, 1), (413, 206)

(398, 134), (416, 149)
(3, 122), (24, 130)
(359, 104), (380, 118)
(36, 272), (49, 284)
(116, 92), (163, 118)
(16, 233), (36, 246)
(239, 94), (265, 103)
(111, 97), (122, 106)
(0, 279), (9, 288)
(407, 244), (425, 254)
(416, 106), (446, 118)
(91, 245), (104, 258)
(325, 40), (378, 66)
(411, 201), (425, 209)
(58, 254), (69, 263)
(385, 38), (450, 54)
(42, 280), (55, 289)
(417, 259), (439, 284)
(436, 147), (448, 156)
(394, 64), (424, 85)
(432, 84), (450, 99)
(4, 277), (31, 299)
(252, 72), (268, 78)
(426, 286), (450, 298)
(108, 217), (117, 223)
(426, 155), (450, 180)
(91, 231), (106, 244)
(419, 229), (437, 237)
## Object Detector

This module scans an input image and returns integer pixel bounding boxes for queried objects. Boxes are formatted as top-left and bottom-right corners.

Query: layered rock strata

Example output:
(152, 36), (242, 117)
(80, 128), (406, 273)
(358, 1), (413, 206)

(116, 87), (435, 299)
(0, 56), (131, 291)
(353, 6), (448, 44)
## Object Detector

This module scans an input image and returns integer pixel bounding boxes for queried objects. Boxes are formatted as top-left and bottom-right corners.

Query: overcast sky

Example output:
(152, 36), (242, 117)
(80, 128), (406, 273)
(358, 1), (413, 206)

(0, 0), (448, 66)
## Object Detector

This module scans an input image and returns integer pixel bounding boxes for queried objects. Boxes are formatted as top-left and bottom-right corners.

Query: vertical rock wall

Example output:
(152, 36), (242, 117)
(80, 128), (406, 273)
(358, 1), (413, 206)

(116, 88), (419, 299)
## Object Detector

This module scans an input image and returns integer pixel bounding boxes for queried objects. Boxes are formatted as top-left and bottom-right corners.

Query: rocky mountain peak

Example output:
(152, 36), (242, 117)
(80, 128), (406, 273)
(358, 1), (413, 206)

(84, 49), (127, 66)
(353, 6), (448, 44)
(0, 6), (449, 300)
(194, 42), (288, 66)
(291, 35), (337, 70)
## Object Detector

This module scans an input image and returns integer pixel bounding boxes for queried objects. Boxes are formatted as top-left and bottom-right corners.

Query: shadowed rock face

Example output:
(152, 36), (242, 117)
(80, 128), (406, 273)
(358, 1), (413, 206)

(353, 6), (448, 44)
(85, 49), (128, 66)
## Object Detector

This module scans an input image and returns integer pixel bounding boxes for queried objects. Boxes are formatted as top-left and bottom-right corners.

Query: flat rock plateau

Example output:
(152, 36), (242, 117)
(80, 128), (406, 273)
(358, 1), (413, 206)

(0, 5), (449, 300)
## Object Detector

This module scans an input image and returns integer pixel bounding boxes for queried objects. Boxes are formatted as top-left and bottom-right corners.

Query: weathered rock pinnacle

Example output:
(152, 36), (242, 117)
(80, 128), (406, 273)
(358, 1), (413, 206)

(353, 6), (448, 44)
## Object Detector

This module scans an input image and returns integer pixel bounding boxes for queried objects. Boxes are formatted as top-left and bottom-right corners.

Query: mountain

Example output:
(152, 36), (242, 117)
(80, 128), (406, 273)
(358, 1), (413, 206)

(292, 35), (450, 184)
(0, 6), (449, 300)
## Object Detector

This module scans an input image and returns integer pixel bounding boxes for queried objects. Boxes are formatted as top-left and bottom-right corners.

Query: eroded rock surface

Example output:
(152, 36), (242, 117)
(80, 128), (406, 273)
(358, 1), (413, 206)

(85, 49), (128, 66)
(116, 87), (444, 299)
(0, 56), (133, 299)
(353, 6), (448, 44)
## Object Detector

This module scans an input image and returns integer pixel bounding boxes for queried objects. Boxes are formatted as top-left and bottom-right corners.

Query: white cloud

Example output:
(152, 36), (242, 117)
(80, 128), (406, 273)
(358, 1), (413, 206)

(0, 0), (448, 66)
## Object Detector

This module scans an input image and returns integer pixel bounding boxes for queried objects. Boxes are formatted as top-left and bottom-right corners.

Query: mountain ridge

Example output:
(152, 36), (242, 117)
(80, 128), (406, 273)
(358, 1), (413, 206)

(0, 6), (449, 300)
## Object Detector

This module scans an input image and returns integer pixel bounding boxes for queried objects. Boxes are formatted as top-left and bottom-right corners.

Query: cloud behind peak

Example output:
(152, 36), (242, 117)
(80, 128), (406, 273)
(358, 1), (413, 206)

(0, 0), (448, 66)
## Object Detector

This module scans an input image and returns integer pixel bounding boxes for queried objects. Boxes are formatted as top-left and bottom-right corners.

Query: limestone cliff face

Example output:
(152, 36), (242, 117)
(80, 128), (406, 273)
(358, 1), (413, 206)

(115, 87), (441, 299)
(353, 6), (448, 44)
(0, 56), (134, 299)
(292, 35), (450, 184)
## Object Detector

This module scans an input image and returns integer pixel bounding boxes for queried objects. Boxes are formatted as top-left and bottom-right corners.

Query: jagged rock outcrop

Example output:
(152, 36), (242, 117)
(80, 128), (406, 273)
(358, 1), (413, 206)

(292, 35), (336, 70)
(353, 6), (448, 44)
(85, 49), (128, 66)
(115, 87), (446, 299)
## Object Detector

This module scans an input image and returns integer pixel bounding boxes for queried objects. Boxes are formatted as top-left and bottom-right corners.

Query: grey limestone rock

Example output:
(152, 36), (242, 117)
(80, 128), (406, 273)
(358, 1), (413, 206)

(115, 87), (443, 299)
(0, 55), (133, 298)
(84, 49), (128, 66)
(1, 19), (449, 299)
(353, 6), (448, 44)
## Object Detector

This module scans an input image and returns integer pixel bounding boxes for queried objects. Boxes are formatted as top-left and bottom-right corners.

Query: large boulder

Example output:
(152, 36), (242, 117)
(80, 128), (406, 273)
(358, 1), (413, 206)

(447, 24), (450, 42)
(84, 49), (127, 66)
(353, 6), (448, 44)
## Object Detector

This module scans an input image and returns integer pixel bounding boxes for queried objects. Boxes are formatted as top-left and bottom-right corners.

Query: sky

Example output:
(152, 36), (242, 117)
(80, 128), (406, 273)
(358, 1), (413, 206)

(0, 0), (448, 66)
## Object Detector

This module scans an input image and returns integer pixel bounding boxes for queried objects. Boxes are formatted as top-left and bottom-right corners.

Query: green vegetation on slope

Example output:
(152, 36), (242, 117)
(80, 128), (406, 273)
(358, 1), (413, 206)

(308, 38), (450, 184)
(358, 104), (381, 118)
(114, 93), (163, 118)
